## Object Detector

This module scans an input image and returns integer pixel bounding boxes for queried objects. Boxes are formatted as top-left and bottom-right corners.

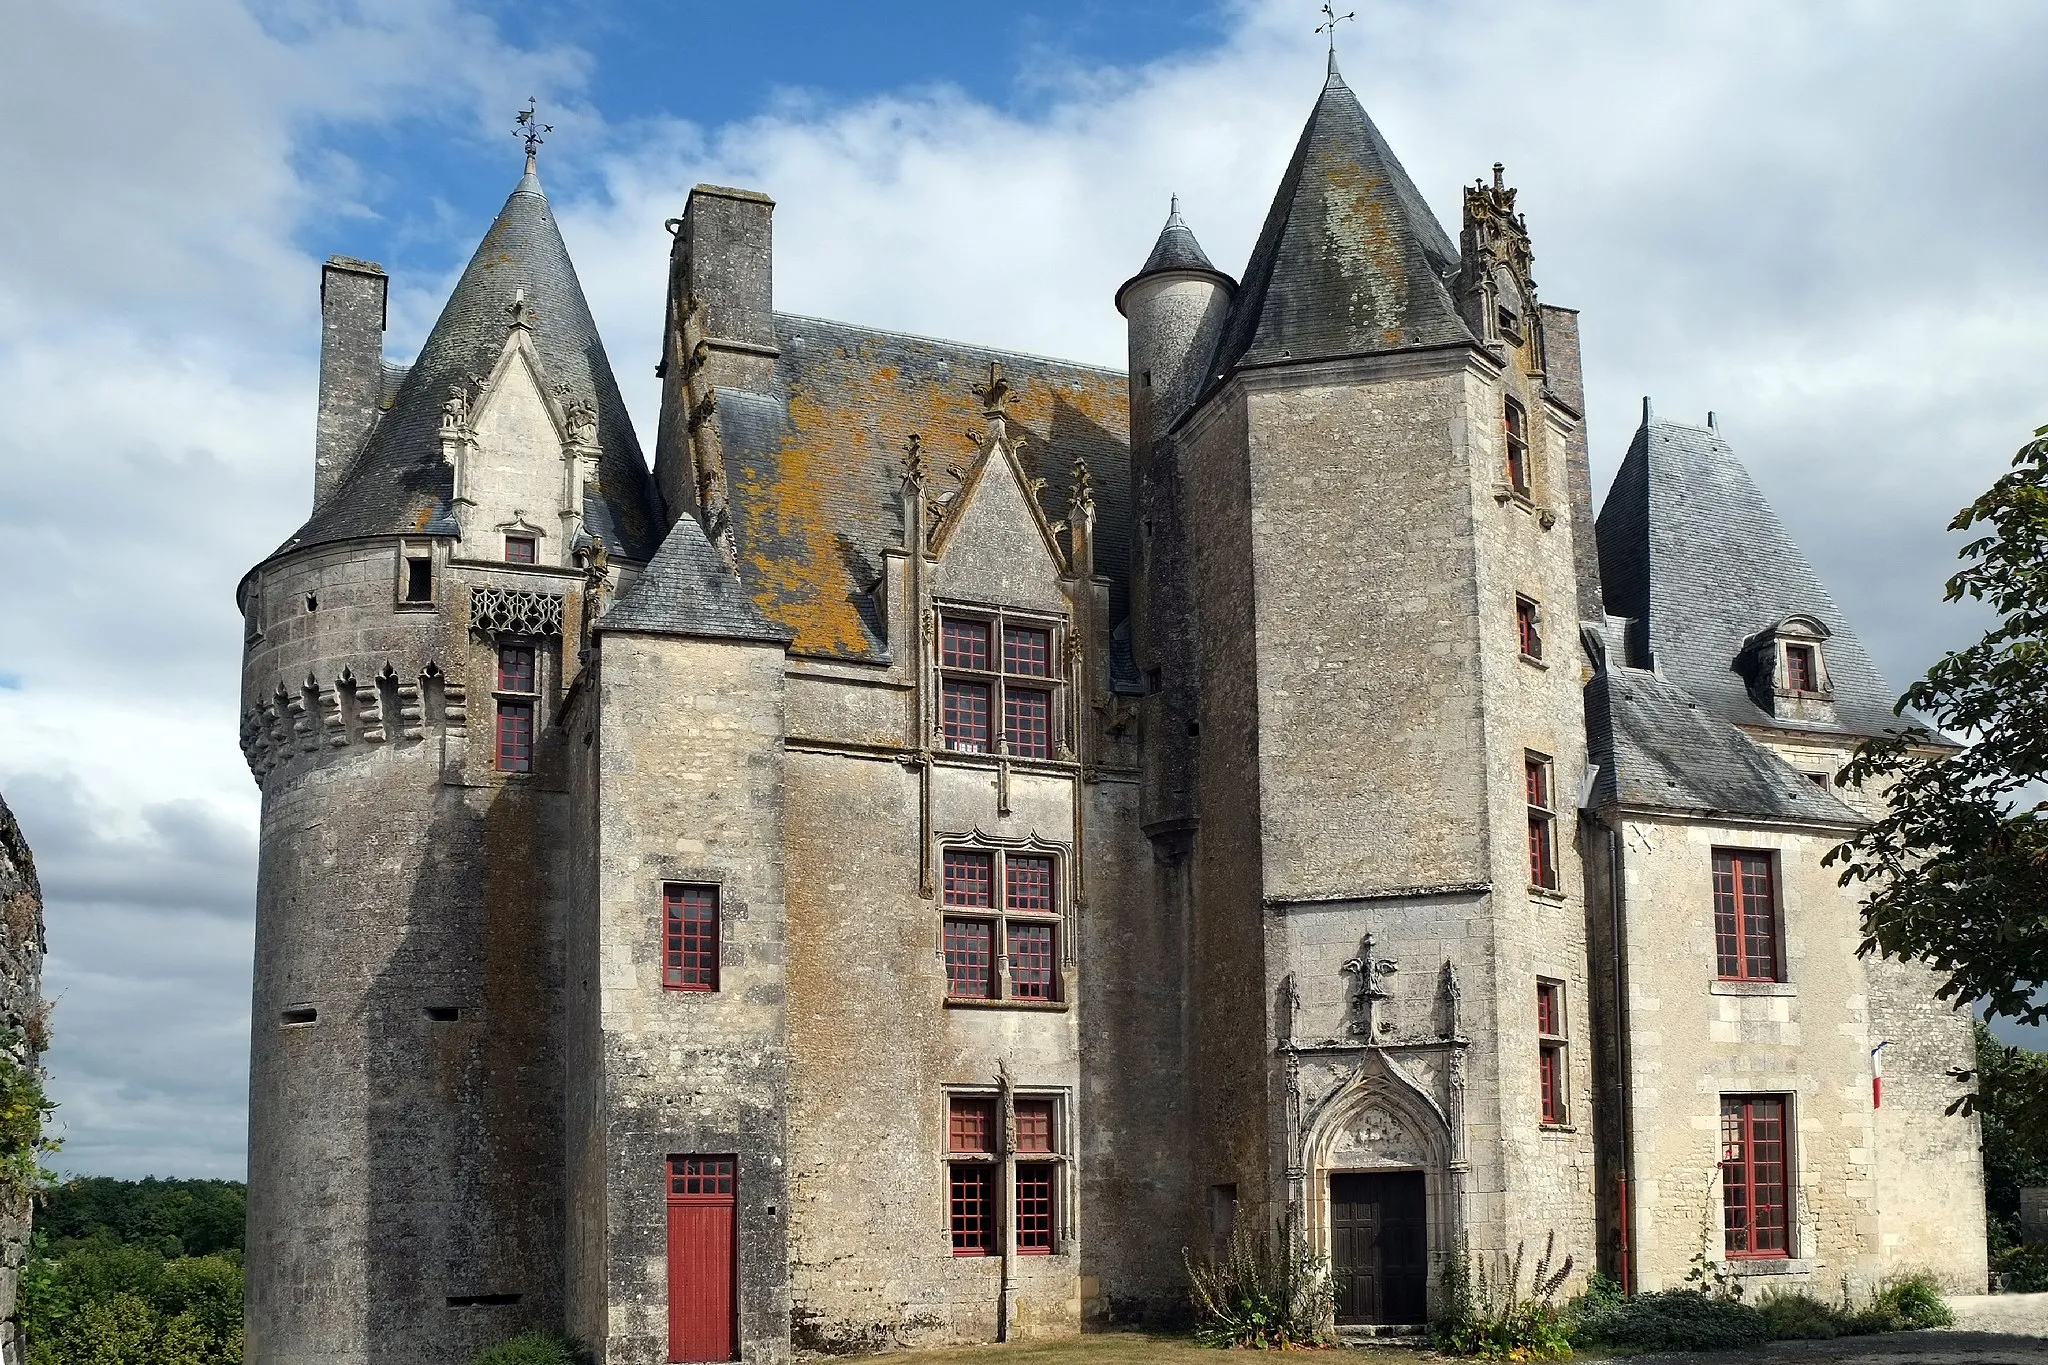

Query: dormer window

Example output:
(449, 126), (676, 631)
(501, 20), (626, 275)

(1783, 643), (1818, 694)
(504, 535), (537, 565)
(1493, 266), (1524, 345)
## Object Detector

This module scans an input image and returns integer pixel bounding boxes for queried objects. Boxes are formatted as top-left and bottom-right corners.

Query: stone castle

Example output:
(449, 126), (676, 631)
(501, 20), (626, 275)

(236, 57), (1987, 1365)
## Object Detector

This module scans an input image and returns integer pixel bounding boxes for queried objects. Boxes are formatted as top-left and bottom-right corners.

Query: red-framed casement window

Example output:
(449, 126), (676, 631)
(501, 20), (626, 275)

(495, 643), (538, 773)
(937, 611), (1060, 759)
(1516, 596), (1544, 661)
(940, 849), (1061, 1002)
(1720, 1094), (1791, 1258)
(1537, 980), (1567, 1125)
(504, 533), (537, 564)
(947, 1096), (997, 1256)
(663, 884), (720, 992)
(1712, 850), (1779, 981)
(1525, 754), (1558, 891)
(1783, 643), (1818, 694)
(1504, 396), (1531, 495)
(1015, 1096), (1058, 1254)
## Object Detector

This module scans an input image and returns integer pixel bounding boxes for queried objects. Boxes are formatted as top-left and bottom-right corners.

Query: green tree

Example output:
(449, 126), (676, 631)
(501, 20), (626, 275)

(1975, 1018), (2048, 1240)
(1828, 425), (2048, 1129)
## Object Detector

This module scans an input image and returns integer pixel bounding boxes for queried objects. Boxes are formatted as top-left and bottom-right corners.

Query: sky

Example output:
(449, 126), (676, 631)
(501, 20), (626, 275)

(3, 0), (2046, 1179)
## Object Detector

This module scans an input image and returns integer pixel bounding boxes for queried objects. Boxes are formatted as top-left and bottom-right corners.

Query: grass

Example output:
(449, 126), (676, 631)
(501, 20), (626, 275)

(839, 1330), (1435, 1365)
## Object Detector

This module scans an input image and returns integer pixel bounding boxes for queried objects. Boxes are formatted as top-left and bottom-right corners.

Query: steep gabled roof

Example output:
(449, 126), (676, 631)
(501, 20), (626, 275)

(1209, 56), (1475, 378)
(1594, 414), (1902, 738)
(271, 157), (661, 564)
(1586, 665), (1863, 825)
(597, 515), (788, 643)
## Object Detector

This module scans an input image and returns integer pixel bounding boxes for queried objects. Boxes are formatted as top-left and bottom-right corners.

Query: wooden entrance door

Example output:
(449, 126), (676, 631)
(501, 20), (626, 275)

(1330, 1171), (1428, 1325)
(667, 1156), (738, 1362)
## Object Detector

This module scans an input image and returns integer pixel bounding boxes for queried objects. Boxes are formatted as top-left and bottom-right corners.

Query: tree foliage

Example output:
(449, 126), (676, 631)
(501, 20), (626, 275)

(1827, 424), (2048, 1128)
(1974, 1018), (2048, 1241)
(38, 1178), (245, 1259)
(20, 1241), (243, 1364)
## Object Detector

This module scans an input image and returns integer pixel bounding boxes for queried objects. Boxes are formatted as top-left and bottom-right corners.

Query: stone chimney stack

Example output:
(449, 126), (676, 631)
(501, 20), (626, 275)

(314, 256), (388, 510)
(681, 185), (779, 393)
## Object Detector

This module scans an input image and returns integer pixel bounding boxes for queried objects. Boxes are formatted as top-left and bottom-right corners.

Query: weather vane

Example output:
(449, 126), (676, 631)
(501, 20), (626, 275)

(515, 97), (552, 158)
(1316, 2), (1355, 55)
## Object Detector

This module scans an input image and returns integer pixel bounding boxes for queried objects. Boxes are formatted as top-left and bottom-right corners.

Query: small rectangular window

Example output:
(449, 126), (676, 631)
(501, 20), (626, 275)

(662, 884), (720, 992)
(404, 557), (433, 602)
(1516, 596), (1543, 660)
(1721, 1095), (1791, 1257)
(1713, 850), (1779, 981)
(1015, 1098), (1056, 1154)
(941, 679), (991, 753)
(1784, 644), (1817, 694)
(1003, 626), (1051, 677)
(943, 918), (994, 999)
(498, 644), (536, 694)
(1016, 1163), (1056, 1254)
(948, 1096), (996, 1154)
(1526, 754), (1557, 891)
(1009, 923), (1057, 1000)
(949, 1165), (995, 1255)
(670, 1154), (737, 1196)
(1537, 980), (1567, 1125)
(943, 851), (994, 907)
(942, 619), (991, 670)
(495, 701), (533, 773)
(1504, 397), (1531, 495)
(504, 535), (537, 564)
(1004, 687), (1052, 759)
(1006, 857), (1054, 914)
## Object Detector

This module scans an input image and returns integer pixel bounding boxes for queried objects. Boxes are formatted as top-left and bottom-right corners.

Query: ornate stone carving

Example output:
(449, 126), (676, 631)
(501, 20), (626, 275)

(564, 397), (598, 446)
(470, 585), (565, 638)
(1436, 959), (1463, 1040)
(1341, 933), (1398, 1038)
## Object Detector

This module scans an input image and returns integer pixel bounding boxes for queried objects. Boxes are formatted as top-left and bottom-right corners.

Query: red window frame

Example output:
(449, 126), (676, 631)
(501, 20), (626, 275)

(942, 618), (992, 670)
(1516, 596), (1543, 660)
(949, 1165), (995, 1256)
(1016, 1163), (1056, 1254)
(1784, 644), (1817, 693)
(1720, 1095), (1791, 1258)
(1015, 1098), (1055, 1154)
(663, 884), (720, 992)
(669, 1154), (736, 1197)
(504, 534), (537, 564)
(1504, 396), (1531, 494)
(496, 701), (533, 773)
(1003, 626), (1051, 678)
(1537, 980), (1566, 1125)
(940, 848), (1061, 1004)
(1713, 851), (1779, 982)
(948, 1096), (996, 1154)
(1004, 688), (1052, 760)
(941, 679), (992, 753)
(1526, 755), (1557, 891)
(498, 644), (536, 693)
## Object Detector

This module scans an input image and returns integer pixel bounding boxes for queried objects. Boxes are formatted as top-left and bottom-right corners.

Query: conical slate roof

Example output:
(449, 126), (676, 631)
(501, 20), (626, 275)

(274, 157), (661, 563)
(1115, 198), (1235, 314)
(1210, 56), (1474, 376)
(1595, 413), (1901, 738)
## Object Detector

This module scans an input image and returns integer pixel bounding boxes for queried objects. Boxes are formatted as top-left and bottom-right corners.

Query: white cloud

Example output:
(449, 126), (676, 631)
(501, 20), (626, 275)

(6, 0), (2047, 1179)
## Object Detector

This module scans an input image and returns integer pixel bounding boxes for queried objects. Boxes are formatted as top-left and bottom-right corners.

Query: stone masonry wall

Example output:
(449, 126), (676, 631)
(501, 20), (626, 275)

(0, 795), (46, 1365)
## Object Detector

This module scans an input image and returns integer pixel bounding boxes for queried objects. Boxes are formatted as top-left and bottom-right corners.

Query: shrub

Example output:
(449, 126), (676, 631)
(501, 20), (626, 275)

(20, 1241), (244, 1365)
(1756, 1290), (1849, 1340)
(1434, 1233), (1575, 1360)
(471, 1333), (587, 1365)
(1567, 1289), (1770, 1353)
(1859, 1271), (1954, 1332)
(1185, 1226), (1334, 1348)
(1995, 1243), (2048, 1293)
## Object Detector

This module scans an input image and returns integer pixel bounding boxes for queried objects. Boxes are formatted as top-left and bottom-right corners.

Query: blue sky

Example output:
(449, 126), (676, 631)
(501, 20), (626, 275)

(4, 0), (2047, 1179)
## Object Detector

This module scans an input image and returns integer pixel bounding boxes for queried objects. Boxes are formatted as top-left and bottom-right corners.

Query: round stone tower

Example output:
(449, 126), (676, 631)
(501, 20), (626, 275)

(236, 152), (660, 1365)
(1115, 197), (1236, 465)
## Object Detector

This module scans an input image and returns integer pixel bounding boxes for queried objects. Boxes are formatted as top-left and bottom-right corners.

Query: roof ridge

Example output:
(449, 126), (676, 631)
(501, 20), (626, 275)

(773, 312), (1124, 377)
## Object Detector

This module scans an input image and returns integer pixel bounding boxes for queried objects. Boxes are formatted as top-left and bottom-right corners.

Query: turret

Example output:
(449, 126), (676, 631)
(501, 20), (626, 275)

(1115, 197), (1234, 469)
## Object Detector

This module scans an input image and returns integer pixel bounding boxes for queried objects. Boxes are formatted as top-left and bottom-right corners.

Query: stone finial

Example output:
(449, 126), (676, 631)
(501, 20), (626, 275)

(508, 287), (536, 331)
(901, 433), (926, 490)
(1070, 453), (1095, 514)
(972, 361), (1011, 422)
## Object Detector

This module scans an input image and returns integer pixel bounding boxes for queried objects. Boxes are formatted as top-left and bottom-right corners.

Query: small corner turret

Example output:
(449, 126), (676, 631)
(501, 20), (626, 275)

(1117, 197), (1235, 464)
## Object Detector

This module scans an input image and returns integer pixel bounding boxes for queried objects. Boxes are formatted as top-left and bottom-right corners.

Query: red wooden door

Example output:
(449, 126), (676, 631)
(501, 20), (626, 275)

(668, 1156), (738, 1362)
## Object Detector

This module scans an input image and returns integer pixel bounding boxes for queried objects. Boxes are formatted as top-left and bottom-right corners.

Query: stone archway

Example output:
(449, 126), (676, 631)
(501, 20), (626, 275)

(1297, 1050), (1461, 1324)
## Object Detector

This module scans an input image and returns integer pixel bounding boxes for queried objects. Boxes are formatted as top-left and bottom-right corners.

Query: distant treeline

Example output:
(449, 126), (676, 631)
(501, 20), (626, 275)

(38, 1175), (245, 1256)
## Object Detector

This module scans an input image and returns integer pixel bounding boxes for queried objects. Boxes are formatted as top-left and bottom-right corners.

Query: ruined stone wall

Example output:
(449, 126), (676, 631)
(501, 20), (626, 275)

(242, 542), (579, 1365)
(582, 632), (792, 1365)
(0, 795), (46, 1365)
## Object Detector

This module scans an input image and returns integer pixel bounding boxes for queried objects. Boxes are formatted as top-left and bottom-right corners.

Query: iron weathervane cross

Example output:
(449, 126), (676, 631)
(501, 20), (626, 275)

(1316, 2), (1356, 55)
(515, 97), (553, 157)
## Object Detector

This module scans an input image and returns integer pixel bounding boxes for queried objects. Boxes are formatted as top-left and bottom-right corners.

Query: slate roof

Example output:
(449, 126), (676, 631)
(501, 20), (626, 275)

(266, 156), (662, 567)
(1595, 414), (1903, 739)
(1209, 55), (1475, 379)
(1586, 665), (1863, 826)
(1115, 199), (1236, 314)
(596, 515), (788, 643)
(708, 315), (1131, 660)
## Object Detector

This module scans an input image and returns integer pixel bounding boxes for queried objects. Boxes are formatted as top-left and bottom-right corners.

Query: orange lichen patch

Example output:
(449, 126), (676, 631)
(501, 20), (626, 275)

(1324, 160), (1404, 318)
(725, 322), (1129, 659)
(411, 504), (437, 532)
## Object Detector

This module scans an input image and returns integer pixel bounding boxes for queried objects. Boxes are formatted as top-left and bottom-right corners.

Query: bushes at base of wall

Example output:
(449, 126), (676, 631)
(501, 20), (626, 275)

(1994, 1245), (2048, 1293)
(469, 1333), (589, 1365)
(1566, 1290), (1771, 1353)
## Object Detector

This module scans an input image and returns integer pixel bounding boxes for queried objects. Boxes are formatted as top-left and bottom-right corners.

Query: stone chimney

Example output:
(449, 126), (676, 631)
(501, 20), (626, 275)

(315, 256), (388, 510)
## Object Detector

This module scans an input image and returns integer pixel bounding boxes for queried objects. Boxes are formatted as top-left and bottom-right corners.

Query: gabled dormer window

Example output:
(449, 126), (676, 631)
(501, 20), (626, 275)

(1783, 643), (1818, 695)
(1739, 616), (1834, 720)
